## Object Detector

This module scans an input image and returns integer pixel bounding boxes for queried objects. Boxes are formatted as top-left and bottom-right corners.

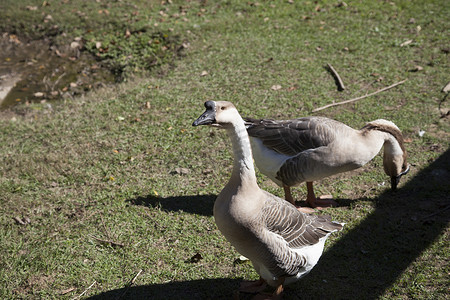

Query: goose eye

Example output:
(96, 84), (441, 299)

(221, 106), (226, 111)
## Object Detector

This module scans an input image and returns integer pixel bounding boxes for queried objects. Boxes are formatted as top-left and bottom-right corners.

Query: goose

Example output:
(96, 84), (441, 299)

(193, 101), (344, 299)
(244, 116), (410, 211)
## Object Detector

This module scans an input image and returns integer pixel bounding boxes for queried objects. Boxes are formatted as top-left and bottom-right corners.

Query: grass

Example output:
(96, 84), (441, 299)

(1, 0), (449, 299)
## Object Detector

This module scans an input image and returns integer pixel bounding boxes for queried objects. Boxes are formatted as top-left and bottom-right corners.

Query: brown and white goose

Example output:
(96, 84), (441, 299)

(193, 101), (343, 299)
(244, 116), (410, 211)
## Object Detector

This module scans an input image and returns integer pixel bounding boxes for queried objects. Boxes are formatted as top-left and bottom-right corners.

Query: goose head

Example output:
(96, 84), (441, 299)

(383, 151), (410, 190)
(368, 119), (410, 190)
(192, 101), (240, 128)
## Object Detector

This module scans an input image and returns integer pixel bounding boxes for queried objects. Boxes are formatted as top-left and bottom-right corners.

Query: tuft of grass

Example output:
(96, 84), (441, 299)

(0, 0), (449, 299)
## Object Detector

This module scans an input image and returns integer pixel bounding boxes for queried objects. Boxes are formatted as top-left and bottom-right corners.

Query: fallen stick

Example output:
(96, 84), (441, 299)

(312, 79), (407, 112)
(91, 236), (125, 248)
(327, 63), (345, 91)
(421, 205), (450, 221)
(116, 269), (143, 299)
(72, 280), (96, 300)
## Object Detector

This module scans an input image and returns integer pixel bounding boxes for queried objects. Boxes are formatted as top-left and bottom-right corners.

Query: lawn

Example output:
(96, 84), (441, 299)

(0, 0), (449, 299)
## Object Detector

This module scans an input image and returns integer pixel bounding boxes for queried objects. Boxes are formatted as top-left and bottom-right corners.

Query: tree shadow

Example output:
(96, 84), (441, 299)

(127, 194), (216, 216)
(296, 149), (450, 299)
(86, 278), (244, 300)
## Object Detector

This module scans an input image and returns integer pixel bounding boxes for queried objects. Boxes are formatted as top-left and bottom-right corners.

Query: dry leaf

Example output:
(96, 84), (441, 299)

(13, 217), (31, 225)
(442, 81), (450, 93)
(34, 92), (44, 97)
(200, 70), (208, 76)
(271, 85), (282, 91)
(400, 39), (413, 47)
(410, 65), (423, 72)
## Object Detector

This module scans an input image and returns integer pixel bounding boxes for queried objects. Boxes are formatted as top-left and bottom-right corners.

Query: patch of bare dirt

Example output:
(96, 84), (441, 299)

(0, 32), (114, 109)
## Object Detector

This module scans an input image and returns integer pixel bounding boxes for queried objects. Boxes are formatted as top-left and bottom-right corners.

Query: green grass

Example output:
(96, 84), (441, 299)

(1, 0), (449, 299)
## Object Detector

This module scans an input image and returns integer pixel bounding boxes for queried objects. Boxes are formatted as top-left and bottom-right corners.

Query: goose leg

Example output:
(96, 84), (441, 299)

(283, 185), (295, 205)
(306, 182), (337, 209)
(284, 185), (315, 213)
(272, 278), (284, 299)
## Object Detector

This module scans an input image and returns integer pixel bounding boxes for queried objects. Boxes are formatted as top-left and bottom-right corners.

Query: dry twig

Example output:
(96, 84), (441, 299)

(72, 280), (96, 300)
(312, 79), (407, 112)
(91, 235), (125, 248)
(116, 269), (143, 299)
(327, 63), (345, 91)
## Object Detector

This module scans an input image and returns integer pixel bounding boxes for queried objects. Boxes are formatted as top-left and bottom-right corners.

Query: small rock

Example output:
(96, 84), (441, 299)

(70, 41), (80, 49)
(174, 167), (189, 175)
(34, 92), (44, 97)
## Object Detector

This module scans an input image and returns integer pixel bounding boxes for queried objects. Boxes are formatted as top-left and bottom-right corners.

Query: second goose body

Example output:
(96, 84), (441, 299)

(245, 116), (410, 210)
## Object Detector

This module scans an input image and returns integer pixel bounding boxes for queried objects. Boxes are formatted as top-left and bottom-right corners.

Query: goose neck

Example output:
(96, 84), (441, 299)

(226, 119), (256, 181)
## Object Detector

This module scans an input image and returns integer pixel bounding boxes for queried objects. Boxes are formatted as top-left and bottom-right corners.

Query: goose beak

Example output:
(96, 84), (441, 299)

(193, 110), (215, 126)
(391, 176), (400, 191)
(193, 101), (216, 126)
(390, 164), (410, 191)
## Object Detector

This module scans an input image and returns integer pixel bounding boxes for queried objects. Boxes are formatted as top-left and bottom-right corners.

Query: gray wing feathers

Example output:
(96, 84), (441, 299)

(245, 117), (338, 156)
(259, 192), (343, 277)
(263, 194), (342, 248)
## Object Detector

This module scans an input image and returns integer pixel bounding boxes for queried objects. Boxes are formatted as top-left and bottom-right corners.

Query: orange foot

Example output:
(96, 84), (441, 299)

(307, 194), (338, 210)
(296, 206), (316, 214)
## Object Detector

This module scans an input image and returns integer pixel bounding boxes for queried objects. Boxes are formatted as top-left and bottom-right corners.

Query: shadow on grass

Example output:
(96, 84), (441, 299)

(127, 194), (217, 216)
(86, 277), (244, 300)
(296, 148), (450, 299)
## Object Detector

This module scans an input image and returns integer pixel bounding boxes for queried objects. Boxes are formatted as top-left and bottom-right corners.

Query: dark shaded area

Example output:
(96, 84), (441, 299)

(87, 278), (243, 300)
(298, 149), (450, 299)
(127, 194), (216, 216)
